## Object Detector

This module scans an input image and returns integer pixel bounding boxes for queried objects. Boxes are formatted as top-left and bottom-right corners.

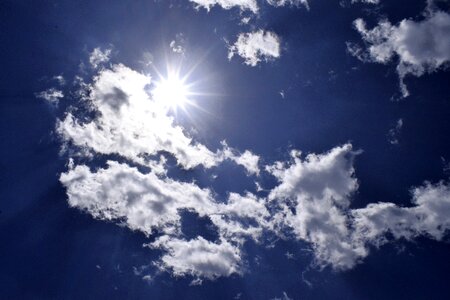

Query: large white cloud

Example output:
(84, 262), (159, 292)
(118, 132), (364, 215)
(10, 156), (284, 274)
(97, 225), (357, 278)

(228, 30), (281, 67)
(348, 10), (450, 97)
(55, 55), (450, 279)
(266, 144), (450, 270)
(57, 63), (260, 173)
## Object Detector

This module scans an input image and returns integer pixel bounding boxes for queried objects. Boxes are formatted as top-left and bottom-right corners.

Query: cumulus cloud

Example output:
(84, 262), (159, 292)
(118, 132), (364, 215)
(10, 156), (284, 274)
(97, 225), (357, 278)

(60, 161), (217, 236)
(149, 236), (242, 279)
(57, 64), (259, 172)
(190, 0), (258, 13)
(267, 144), (367, 270)
(55, 54), (450, 279)
(266, 144), (450, 270)
(35, 88), (64, 105)
(89, 47), (112, 68)
(349, 10), (450, 97)
(228, 30), (281, 66)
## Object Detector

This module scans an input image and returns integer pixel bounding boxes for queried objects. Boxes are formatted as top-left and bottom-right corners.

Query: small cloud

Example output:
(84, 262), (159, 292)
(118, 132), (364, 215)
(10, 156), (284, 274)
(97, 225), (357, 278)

(35, 88), (63, 105)
(169, 33), (186, 55)
(387, 118), (403, 145)
(228, 30), (281, 66)
(190, 0), (258, 13)
(53, 75), (66, 85)
(89, 47), (112, 68)
(267, 0), (309, 10)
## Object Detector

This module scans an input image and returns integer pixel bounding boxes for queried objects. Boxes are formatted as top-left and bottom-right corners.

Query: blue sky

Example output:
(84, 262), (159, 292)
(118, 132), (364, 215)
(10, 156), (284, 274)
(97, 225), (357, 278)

(1, 0), (450, 299)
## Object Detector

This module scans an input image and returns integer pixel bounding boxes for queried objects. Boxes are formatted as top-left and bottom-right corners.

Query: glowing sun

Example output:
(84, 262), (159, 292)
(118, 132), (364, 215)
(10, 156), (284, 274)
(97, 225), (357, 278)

(152, 74), (189, 109)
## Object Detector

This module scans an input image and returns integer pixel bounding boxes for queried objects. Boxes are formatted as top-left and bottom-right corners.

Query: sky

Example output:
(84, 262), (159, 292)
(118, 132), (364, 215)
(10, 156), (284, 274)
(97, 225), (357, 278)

(1, 0), (450, 299)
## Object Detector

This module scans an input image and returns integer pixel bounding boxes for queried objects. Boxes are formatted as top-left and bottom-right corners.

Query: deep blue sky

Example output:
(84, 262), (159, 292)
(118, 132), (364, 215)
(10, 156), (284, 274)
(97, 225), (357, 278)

(1, 0), (450, 299)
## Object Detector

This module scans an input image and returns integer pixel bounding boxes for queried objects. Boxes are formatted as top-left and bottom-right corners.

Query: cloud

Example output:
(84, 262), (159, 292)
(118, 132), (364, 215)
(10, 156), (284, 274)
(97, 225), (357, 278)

(149, 236), (242, 279)
(267, 0), (309, 10)
(35, 88), (64, 105)
(228, 30), (281, 67)
(55, 56), (450, 279)
(89, 47), (112, 68)
(60, 161), (218, 236)
(349, 10), (450, 97)
(387, 118), (403, 145)
(57, 64), (260, 173)
(190, 0), (258, 13)
(267, 144), (367, 270)
(267, 144), (450, 270)
(351, 0), (379, 4)
(60, 161), (267, 278)
(170, 33), (186, 55)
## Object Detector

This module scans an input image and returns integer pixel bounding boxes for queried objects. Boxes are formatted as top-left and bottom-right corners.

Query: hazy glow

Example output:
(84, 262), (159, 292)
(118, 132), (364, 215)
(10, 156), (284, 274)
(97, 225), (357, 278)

(152, 74), (189, 109)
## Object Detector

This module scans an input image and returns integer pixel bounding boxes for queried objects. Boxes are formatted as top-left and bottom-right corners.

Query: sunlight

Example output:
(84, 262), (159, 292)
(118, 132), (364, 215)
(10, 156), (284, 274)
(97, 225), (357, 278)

(152, 73), (189, 109)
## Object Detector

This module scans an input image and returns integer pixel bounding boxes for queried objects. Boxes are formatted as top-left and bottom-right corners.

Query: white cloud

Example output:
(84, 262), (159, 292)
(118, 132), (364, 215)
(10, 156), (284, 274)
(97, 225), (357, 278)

(57, 64), (260, 173)
(352, 181), (450, 245)
(267, 144), (367, 270)
(221, 141), (260, 175)
(35, 88), (64, 105)
(60, 161), (218, 236)
(89, 47), (112, 68)
(149, 236), (242, 279)
(267, 0), (309, 10)
(55, 53), (450, 279)
(170, 33), (186, 55)
(267, 144), (450, 270)
(349, 10), (450, 97)
(190, 0), (258, 13)
(228, 30), (281, 67)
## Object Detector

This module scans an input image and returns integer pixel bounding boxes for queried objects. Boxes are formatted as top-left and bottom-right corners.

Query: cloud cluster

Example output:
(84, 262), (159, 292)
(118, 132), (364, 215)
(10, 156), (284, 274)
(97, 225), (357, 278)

(228, 30), (281, 66)
(267, 144), (450, 270)
(348, 10), (450, 97)
(56, 59), (450, 280)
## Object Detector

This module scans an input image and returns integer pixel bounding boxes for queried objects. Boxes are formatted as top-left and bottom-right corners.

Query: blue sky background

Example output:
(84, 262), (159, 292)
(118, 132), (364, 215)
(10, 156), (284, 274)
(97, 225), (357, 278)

(1, 0), (450, 299)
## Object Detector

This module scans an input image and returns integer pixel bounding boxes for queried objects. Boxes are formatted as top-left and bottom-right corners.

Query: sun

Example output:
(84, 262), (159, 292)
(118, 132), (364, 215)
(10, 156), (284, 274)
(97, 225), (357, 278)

(152, 73), (189, 109)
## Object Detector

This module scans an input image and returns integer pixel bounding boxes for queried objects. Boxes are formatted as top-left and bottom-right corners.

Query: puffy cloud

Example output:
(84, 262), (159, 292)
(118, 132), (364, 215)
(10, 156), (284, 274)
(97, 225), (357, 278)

(267, 145), (367, 270)
(228, 30), (281, 67)
(35, 88), (64, 105)
(55, 54), (450, 279)
(89, 47), (112, 68)
(149, 236), (242, 279)
(267, 144), (450, 270)
(57, 64), (260, 173)
(221, 141), (260, 175)
(60, 161), (217, 236)
(190, 0), (258, 13)
(352, 181), (450, 245)
(349, 10), (450, 97)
